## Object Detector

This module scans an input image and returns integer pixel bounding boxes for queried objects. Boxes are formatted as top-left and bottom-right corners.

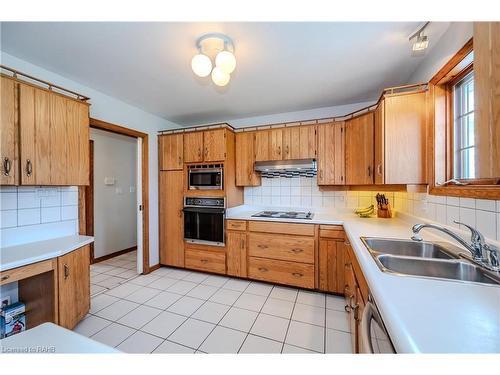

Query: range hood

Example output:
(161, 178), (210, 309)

(254, 159), (317, 178)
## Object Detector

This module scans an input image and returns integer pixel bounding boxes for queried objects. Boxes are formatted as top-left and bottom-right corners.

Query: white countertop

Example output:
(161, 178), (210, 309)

(227, 205), (500, 353)
(0, 323), (119, 353)
(0, 235), (94, 271)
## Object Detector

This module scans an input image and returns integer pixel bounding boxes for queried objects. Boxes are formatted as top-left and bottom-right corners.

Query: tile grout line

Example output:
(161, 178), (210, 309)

(279, 288), (299, 353)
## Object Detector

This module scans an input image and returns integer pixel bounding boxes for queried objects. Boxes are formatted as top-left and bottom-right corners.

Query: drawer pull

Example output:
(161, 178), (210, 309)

(258, 267), (268, 272)
(1, 275), (10, 281)
(200, 259), (209, 264)
(257, 244), (268, 249)
(290, 248), (304, 253)
(291, 272), (303, 278)
(64, 264), (70, 279)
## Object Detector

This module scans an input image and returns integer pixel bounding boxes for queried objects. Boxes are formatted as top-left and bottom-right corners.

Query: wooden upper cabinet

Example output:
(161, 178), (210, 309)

(159, 133), (183, 170)
(474, 22), (500, 178)
(0, 77), (17, 185)
(204, 129), (226, 162)
(19, 84), (51, 185)
(49, 95), (68, 185)
(374, 103), (385, 185)
(317, 122), (345, 185)
(282, 127), (300, 160)
(383, 92), (427, 184)
(345, 112), (374, 185)
(254, 130), (270, 161)
(183, 131), (203, 163)
(269, 129), (282, 160)
(66, 100), (90, 185)
(299, 125), (317, 158)
(159, 170), (185, 267)
(58, 245), (90, 329)
(235, 132), (260, 186)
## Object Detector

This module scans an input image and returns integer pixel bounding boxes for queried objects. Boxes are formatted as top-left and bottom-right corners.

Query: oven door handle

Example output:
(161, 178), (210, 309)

(182, 207), (226, 214)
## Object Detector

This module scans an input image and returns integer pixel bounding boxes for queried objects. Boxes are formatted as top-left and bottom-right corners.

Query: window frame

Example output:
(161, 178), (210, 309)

(428, 38), (500, 199)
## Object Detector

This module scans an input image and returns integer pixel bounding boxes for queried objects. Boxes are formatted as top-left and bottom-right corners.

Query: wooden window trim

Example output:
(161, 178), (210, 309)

(428, 38), (500, 199)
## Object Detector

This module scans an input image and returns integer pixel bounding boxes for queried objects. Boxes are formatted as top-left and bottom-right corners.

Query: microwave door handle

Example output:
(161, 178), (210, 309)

(196, 212), (200, 241)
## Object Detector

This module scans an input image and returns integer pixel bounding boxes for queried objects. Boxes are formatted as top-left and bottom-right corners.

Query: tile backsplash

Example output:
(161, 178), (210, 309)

(244, 176), (500, 242)
(0, 186), (79, 247)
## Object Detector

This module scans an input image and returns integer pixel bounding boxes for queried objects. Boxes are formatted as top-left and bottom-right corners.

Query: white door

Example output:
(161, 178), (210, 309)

(136, 137), (143, 274)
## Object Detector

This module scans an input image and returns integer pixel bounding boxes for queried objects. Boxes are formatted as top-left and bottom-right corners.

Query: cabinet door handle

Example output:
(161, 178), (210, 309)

(319, 170), (323, 180)
(178, 156), (182, 165)
(277, 146), (281, 156)
(1, 275), (10, 282)
(292, 272), (303, 278)
(286, 145), (289, 155)
(64, 264), (70, 279)
(200, 259), (209, 264)
(258, 267), (268, 272)
(179, 209), (183, 218)
(257, 244), (268, 249)
(367, 166), (372, 177)
(198, 148), (202, 158)
(240, 239), (245, 248)
(25, 159), (33, 177)
(204, 148), (208, 158)
(291, 248), (304, 253)
(3, 157), (11, 176)
(377, 164), (382, 175)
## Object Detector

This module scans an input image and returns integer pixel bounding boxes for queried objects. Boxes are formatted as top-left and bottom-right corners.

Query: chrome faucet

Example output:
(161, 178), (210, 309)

(411, 221), (500, 272)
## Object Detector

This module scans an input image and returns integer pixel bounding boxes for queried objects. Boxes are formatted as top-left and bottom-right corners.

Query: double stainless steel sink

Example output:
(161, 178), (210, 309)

(361, 237), (500, 285)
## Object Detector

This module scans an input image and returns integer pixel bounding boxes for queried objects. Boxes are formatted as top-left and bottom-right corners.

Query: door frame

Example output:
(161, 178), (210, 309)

(78, 117), (151, 274)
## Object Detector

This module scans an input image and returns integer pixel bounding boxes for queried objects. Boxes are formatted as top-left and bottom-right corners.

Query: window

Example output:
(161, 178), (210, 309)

(453, 71), (475, 179)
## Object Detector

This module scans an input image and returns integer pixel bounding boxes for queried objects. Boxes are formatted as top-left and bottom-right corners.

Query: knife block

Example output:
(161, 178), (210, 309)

(377, 204), (392, 218)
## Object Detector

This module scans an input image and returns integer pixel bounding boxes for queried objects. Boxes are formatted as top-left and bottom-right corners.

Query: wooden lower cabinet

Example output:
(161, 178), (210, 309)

(184, 244), (226, 274)
(248, 257), (314, 289)
(248, 233), (315, 264)
(57, 245), (90, 329)
(344, 242), (369, 353)
(226, 231), (247, 277)
(318, 239), (346, 294)
(159, 170), (185, 267)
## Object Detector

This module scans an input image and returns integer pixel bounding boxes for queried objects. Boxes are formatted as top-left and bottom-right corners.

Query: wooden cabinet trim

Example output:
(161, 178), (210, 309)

(248, 220), (315, 236)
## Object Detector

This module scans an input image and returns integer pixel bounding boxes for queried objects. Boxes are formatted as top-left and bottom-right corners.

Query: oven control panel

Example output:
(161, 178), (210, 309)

(184, 197), (225, 208)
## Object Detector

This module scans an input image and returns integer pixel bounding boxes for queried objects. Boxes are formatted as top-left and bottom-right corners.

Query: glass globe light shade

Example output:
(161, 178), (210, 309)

(211, 66), (231, 86)
(191, 53), (212, 77)
(215, 50), (236, 74)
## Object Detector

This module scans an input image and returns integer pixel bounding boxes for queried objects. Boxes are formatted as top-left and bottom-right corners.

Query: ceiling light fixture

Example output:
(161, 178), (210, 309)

(191, 33), (236, 87)
(409, 22), (430, 56)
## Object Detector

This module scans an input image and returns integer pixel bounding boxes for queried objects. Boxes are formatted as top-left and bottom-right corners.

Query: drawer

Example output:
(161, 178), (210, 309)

(185, 248), (226, 274)
(319, 225), (345, 240)
(248, 221), (315, 236)
(0, 259), (56, 286)
(248, 257), (314, 289)
(248, 233), (315, 264)
(227, 220), (247, 231)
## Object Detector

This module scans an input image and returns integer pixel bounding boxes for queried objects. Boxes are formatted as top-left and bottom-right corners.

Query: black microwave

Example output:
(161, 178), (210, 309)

(188, 165), (223, 190)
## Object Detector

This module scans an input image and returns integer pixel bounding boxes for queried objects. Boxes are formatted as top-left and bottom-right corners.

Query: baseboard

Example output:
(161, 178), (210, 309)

(92, 246), (137, 264)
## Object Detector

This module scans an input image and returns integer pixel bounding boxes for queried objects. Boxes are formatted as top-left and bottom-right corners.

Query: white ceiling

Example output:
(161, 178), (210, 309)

(0, 22), (450, 126)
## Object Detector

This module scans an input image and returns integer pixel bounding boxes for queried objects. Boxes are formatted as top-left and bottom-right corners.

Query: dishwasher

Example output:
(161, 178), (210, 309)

(360, 297), (396, 353)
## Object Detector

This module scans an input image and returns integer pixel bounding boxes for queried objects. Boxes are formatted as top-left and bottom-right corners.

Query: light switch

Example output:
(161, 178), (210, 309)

(104, 177), (115, 185)
(115, 187), (123, 194)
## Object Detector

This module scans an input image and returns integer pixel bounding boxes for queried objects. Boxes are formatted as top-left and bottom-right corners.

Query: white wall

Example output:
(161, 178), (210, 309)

(409, 22), (473, 83)
(0, 51), (178, 266)
(228, 101), (376, 128)
(91, 128), (137, 259)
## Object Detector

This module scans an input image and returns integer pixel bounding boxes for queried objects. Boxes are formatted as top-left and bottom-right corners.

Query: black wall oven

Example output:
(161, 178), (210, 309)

(183, 197), (225, 246)
(188, 165), (223, 190)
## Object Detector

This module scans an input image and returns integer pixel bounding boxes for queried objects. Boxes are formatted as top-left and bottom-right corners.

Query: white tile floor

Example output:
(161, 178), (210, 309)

(89, 251), (139, 296)
(77, 253), (353, 354)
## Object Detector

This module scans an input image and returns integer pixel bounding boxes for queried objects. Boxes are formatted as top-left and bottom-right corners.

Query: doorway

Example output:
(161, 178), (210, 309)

(79, 118), (150, 276)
